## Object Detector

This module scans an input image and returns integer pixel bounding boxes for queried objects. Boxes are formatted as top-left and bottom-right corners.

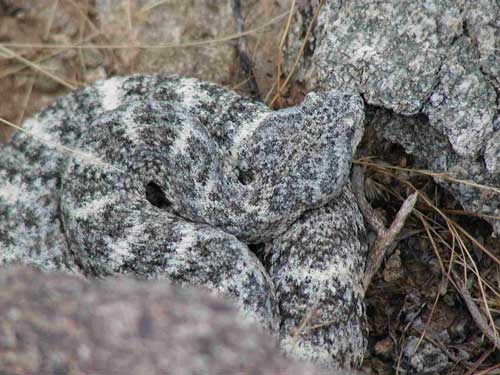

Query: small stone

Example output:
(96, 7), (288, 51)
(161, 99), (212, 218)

(401, 336), (450, 374)
(382, 249), (404, 282)
(374, 337), (394, 358)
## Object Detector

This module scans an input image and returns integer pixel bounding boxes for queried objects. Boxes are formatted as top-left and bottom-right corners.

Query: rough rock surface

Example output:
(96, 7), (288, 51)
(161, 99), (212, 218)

(367, 107), (500, 236)
(400, 336), (450, 374)
(0, 74), (367, 367)
(287, 0), (499, 234)
(0, 265), (339, 375)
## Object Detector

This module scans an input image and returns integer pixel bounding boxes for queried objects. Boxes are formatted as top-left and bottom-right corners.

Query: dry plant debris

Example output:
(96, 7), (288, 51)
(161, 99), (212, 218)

(354, 154), (500, 374)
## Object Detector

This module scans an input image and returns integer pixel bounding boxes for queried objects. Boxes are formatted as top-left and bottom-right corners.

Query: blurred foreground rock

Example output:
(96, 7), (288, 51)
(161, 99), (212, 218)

(0, 265), (345, 375)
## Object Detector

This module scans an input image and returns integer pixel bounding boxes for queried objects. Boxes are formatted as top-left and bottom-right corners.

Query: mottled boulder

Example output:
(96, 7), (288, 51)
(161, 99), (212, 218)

(0, 266), (337, 375)
(0, 74), (367, 367)
(367, 107), (499, 237)
(286, 0), (499, 234)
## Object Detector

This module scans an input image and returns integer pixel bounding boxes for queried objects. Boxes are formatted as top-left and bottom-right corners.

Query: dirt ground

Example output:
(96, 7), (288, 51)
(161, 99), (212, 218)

(0, 1), (499, 373)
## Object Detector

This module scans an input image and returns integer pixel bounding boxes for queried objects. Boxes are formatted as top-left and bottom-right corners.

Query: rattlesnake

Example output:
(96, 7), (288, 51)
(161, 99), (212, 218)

(0, 74), (367, 368)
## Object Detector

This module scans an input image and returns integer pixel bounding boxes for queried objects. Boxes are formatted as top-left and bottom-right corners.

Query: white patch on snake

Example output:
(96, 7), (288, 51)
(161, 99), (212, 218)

(171, 125), (193, 154)
(122, 107), (141, 142)
(109, 239), (132, 267)
(72, 196), (113, 219)
(24, 118), (56, 145)
(230, 110), (269, 162)
(98, 77), (126, 111)
(0, 180), (20, 204)
(175, 78), (213, 107)
(175, 225), (198, 254)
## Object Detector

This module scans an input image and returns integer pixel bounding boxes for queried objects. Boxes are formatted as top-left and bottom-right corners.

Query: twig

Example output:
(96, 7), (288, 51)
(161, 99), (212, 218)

(231, 0), (260, 99)
(454, 275), (500, 351)
(358, 160), (500, 267)
(464, 346), (497, 375)
(351, 166), (418, 294)
(352, 166), (386, 234)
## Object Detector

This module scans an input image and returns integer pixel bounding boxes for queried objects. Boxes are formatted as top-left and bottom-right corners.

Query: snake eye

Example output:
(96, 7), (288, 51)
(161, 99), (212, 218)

(145, 182), (171, 209)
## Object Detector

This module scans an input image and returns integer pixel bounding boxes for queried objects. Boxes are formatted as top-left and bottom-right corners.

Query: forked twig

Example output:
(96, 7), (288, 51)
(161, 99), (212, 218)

(356, 160), (500, 355)
(351, 166), (418, 294)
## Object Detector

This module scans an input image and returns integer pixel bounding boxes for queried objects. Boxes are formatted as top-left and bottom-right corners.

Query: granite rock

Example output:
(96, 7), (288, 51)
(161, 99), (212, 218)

(0, 74), (367, 367)
(286, 0), (499, 235)
(367, 105), (500, 236)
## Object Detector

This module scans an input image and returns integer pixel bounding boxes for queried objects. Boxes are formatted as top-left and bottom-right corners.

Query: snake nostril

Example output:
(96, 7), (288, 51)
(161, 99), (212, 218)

(237, 167), (255, 186)
(145, 182), (171, 209)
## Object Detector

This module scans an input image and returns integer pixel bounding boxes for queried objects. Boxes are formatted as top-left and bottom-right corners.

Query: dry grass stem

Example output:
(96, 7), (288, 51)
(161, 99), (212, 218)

(15, 0), (60, 125)
(455, 276), (500, 350)
(0, 45), (77, 90)
(0, 12), (289, 51)
(274, 0), (295, 108)
(290, 284), (325, 349)
(140, 0), (170, 13)
(355, 159), (500, 195)
(0, 30), (102, 80)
